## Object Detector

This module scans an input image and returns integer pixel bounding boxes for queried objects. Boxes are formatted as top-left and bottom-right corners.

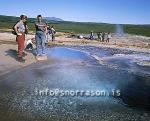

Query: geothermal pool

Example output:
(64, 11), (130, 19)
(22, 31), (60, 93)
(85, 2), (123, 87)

(0, 46), (149, 121)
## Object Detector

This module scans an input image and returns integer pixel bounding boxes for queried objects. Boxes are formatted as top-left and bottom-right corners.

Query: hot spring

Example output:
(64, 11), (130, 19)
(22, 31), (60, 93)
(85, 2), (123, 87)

(0, 46), (149, 121)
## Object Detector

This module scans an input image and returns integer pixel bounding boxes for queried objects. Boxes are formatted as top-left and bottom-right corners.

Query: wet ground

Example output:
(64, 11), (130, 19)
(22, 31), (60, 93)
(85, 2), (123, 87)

(0, 46), (150, 121)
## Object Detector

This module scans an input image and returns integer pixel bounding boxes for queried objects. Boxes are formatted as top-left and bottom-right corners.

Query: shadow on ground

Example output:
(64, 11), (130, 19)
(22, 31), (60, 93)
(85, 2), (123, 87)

(5, 49), (18, 61)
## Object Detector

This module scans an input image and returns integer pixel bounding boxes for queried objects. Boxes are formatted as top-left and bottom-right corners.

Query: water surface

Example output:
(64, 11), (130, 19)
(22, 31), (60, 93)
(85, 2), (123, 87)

(0, 46), (149, 121)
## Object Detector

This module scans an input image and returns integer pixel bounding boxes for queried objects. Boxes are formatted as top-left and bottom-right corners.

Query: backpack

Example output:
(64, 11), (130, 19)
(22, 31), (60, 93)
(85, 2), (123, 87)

(12, 22), (18, 35)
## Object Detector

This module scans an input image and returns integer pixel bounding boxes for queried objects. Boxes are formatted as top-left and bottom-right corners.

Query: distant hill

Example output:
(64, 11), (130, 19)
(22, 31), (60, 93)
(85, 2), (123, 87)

(44, 17), (64, 21)
(0, 15), (150, 37)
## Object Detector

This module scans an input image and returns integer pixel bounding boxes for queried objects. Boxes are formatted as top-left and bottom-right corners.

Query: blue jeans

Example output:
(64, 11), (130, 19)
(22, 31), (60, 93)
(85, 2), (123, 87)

(35, 31), (46, 55)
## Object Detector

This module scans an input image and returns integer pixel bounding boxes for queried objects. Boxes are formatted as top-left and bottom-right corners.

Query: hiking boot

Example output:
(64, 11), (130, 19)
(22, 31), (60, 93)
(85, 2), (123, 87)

(18, 57), (25, 63)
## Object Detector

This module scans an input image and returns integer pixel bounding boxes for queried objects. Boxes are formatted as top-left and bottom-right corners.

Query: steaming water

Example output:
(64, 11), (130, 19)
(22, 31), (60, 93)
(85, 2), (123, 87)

(116, 24), (124, 37)
(0, 46), (149, 121)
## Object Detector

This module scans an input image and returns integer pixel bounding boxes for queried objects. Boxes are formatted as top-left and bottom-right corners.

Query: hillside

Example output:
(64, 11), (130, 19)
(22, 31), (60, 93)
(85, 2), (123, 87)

(44, 17), (64, 21)
(0, 15), (150, 37)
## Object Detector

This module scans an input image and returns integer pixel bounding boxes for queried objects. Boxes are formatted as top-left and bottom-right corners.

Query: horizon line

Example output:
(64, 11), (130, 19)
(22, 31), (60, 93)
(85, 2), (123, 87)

(0, 14), (150, 25)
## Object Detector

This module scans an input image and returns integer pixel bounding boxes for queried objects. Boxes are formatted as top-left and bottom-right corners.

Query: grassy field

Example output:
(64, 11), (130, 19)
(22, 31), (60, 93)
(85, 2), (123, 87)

(0, 15), (150, 37)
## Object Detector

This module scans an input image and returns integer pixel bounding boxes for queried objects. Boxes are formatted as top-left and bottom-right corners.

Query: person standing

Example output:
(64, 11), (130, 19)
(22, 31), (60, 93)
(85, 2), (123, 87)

(97, 32), (100, 41)
(35, 15), (47, 56)
(50, 26), (56, 41)
(90, 31), (94, 40)
(45, 23), (50, 46)
(106, 32), (112, 43)
(102, 32), (105, 42)
(97, 32), (102, 41)
(100, 32), (103, 41)
(104, 32), (108, 42)
(14, 15), (28, 62)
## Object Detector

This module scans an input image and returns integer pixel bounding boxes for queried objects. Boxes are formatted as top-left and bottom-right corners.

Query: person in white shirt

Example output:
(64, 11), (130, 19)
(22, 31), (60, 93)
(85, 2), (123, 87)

(106, 32), (112, 43)
(25, 38), (35, 50)
(14, 14), (28, 62)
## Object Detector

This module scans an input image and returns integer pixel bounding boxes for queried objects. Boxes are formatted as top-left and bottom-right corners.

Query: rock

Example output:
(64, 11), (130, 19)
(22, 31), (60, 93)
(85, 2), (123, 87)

(35, 55), (48, 61)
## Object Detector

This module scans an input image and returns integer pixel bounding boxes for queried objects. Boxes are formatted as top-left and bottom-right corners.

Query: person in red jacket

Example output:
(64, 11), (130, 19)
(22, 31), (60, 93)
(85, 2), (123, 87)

(14, 15), (28, 62)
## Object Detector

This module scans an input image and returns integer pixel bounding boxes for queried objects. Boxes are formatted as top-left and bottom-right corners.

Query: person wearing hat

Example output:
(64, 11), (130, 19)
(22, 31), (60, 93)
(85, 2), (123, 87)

(14, 14), (28, 62)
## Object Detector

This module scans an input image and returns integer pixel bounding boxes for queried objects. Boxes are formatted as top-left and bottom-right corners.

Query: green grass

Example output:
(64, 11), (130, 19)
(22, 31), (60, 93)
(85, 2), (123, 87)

(124, 25), (150, 37)
(47, 22), (115, 34)
(0, 15), (150, 37)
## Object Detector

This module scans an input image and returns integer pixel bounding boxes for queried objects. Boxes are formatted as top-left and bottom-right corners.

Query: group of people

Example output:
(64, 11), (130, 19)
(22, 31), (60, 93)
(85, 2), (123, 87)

(97, 32), (112, 42)
(14, 14), (56, 62)
(14, 14), (111, 63)
(90, 31), (112, 42)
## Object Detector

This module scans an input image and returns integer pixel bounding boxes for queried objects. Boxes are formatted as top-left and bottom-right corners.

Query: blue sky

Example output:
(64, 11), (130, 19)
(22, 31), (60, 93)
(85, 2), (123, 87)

(0, 0), (150, 24)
